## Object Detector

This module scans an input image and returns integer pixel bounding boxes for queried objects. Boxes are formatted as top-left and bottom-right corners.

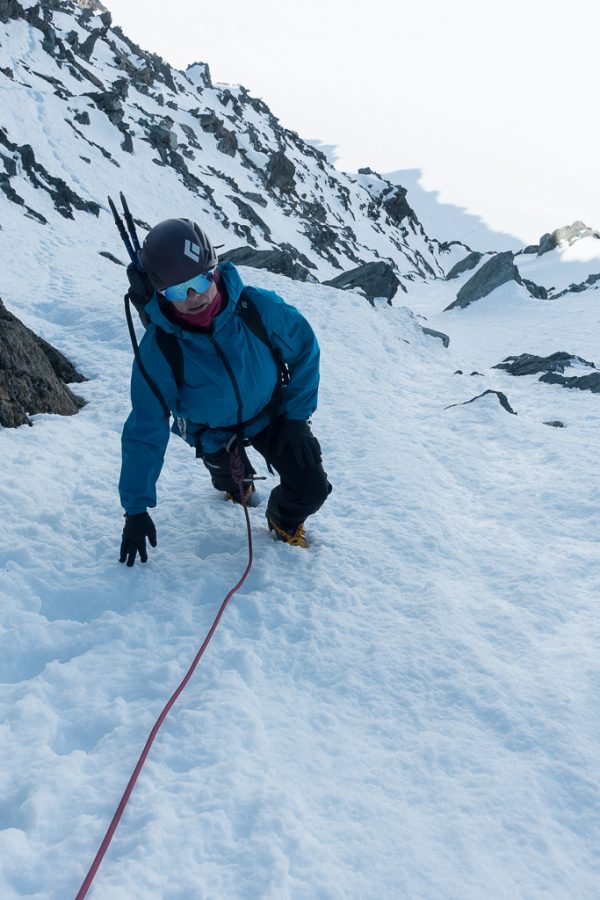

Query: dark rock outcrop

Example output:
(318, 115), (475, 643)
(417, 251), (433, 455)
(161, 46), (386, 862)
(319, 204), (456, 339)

(324, 261), (401, 304)
(445, 252), (521, 310)
(537, 232), (556, 256)
(147, 122), (178, 155)
(228, 197), (271, 240)
(241, 190), (267, 208)
(520, 279), (548, 299)
(0, 0), (24, 25)
(446, 252), (483, 280)
(421, 327), (449, 347)
(494, 351), (600, 394)
(382, 186), (416, 225)
(85, 78), (129, 126)
(219, 246), (314, 281)
(539, 371), (600, 393)
(493, 352), (595, 377)
(0, 127), (100, 219)
(185, 61), (212, 90)
(553, 271), (600, 298)
(304, 222), (340, 265)
(179, 123), (200, 149)
(302, 200), (327, 222)
(0, 298), (86, 427)
(445, 389), (517, 415)
(79, 28), (103, 61)
(197, 112), (237, 157)
(266, 151), (296, 192)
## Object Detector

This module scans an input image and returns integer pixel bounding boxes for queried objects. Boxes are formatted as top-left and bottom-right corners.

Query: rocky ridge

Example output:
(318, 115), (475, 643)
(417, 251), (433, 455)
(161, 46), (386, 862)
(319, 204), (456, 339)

(1, 1), (598, 308)
(0, 0), (470, 301)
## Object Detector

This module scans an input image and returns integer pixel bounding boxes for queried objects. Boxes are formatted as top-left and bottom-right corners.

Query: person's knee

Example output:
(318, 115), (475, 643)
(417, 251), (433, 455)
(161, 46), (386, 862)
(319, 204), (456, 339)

(306, 467), (331, 508)
(202, 448), (233, 492)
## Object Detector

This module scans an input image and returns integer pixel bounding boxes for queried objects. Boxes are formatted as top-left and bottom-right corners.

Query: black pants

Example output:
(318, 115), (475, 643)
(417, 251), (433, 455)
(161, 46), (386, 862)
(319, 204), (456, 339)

(201, 421), (331, 529)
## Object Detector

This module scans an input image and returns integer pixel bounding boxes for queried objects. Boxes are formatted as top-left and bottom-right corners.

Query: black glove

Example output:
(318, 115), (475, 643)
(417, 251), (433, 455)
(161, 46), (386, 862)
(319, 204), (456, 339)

(126, 264), (154, 316)
(275, 419), (322, 468)
(119, 512), (157, 567)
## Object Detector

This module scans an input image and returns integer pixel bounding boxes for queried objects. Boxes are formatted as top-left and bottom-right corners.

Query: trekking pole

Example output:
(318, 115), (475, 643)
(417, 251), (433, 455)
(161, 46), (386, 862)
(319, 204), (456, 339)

(120, 192), (142, 256)
(108, 195), (136, 264)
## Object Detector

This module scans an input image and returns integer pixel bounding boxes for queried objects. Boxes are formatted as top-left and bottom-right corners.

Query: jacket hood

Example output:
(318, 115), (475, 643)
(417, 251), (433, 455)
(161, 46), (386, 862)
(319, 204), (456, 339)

(144, 261), (245, 336)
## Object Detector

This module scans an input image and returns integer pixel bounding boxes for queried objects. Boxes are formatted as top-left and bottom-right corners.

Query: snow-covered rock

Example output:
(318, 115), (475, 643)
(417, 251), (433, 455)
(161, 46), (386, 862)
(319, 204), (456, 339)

(445, 251), (521, 310)
(0, 296), (85, 426)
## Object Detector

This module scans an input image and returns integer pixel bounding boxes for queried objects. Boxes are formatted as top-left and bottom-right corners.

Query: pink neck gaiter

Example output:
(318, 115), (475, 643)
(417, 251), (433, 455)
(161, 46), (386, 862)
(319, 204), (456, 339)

(172, 285), (223, 328)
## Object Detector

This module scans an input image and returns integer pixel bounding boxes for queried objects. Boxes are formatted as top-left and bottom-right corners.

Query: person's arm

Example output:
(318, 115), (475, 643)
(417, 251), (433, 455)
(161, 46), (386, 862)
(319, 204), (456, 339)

(118, 331), (178, 514)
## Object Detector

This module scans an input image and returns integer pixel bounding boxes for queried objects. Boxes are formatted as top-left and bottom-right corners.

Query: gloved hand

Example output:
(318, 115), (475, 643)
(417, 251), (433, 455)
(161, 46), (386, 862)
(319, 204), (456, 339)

(126, 263), (154, 311)
(275, 419), (322, 468)
(119, 512), (157, 567)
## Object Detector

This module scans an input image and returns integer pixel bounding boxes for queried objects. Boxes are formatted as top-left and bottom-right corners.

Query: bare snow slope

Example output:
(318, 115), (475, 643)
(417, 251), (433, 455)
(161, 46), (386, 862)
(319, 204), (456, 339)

(1, 241), (600, 898)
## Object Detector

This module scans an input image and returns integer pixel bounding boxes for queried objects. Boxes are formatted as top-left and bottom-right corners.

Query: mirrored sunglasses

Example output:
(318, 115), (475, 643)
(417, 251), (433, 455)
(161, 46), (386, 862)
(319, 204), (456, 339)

(163, 268), (217, 302)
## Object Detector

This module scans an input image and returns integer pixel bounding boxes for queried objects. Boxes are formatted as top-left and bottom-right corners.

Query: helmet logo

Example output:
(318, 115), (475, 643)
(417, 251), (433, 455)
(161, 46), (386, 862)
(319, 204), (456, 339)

(184, 239), (201, 263)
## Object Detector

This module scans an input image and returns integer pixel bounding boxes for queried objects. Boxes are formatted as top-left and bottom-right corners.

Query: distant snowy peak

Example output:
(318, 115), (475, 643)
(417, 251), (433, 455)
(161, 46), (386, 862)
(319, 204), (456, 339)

(0, 0), (469, 297)
(534, 220), (600, 255)
(445, 222), (600, 309)
(72, 0), (107, 12)
(516, 225), (600, 299)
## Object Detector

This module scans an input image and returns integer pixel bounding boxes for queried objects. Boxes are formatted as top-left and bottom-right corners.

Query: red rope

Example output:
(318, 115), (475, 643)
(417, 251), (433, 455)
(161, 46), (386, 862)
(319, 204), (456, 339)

(75, 464), (253, 899)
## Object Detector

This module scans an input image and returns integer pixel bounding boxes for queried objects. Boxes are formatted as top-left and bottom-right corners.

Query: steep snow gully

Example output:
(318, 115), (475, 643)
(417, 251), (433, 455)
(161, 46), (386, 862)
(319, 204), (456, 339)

(2, 258), (600, 898)
(1, 1), (600, 898)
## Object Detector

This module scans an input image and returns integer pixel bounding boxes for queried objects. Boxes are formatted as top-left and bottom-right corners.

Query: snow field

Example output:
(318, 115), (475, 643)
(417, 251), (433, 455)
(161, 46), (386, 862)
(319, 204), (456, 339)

(0, 8), (599, 891)
(1, 236), (600, 897)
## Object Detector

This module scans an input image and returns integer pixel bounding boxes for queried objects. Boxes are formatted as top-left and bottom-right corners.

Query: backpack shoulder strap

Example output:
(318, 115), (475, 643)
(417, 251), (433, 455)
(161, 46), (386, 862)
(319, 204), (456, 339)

(156, 326), (184, 387)
(237, 289), (289, 385)
(237, 289), (270, 343)
(124, 293), (171, 418)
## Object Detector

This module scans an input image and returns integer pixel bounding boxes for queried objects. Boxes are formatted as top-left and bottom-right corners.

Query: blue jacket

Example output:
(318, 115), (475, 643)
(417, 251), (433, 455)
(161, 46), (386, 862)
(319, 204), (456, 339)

(119, 262), (320, 514)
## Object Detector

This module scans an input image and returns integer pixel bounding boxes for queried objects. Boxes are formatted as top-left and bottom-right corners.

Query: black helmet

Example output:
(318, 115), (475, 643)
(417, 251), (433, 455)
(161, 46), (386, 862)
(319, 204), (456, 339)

(141, 218), (218, 291)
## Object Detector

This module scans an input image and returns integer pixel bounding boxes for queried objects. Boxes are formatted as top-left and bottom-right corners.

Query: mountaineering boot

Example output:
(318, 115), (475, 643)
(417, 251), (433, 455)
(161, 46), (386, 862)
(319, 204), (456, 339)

(266, 513), (309, 548)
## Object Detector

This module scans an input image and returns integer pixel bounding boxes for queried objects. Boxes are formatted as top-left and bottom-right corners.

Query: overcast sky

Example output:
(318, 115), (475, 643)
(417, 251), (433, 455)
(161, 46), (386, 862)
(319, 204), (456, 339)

(104, 0), (599, 245)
